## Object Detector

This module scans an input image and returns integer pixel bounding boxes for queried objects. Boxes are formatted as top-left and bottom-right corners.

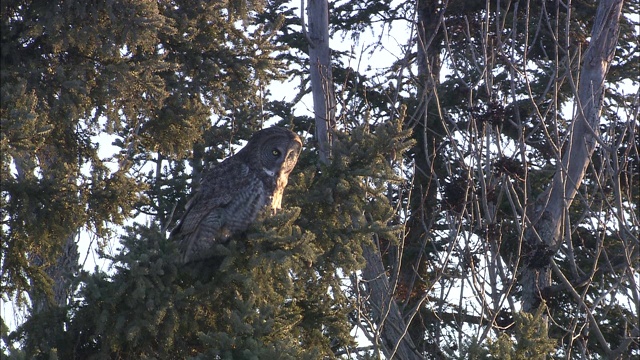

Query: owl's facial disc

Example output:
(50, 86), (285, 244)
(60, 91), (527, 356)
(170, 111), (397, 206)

(259, 132), (301, 178)
(281, 143), (301, 174)
(262, 144), (288, 176)
(286, 151), (297, 165)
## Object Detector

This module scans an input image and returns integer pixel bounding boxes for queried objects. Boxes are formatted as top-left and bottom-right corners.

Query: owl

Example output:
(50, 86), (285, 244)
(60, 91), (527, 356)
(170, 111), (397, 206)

(170, 127), (302, 263)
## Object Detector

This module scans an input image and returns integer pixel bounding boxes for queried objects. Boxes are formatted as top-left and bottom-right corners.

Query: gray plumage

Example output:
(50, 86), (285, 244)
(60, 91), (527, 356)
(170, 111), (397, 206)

(171, 127), (302, 263)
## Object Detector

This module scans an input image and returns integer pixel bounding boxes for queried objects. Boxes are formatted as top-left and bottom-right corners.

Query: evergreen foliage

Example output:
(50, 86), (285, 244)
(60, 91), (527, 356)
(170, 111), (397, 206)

(2, 0), (638, 358)
(457, 306), (555, 360)
(486, 306), (556, 360)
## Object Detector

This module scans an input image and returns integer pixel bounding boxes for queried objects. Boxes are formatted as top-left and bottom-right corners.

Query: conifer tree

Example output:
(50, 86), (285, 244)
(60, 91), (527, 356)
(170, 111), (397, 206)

(3, 0), (638, 358)
(2, 0), (299, 357)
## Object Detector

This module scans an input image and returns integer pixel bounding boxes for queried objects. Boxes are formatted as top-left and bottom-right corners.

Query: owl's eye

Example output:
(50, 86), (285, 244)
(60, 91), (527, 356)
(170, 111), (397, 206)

(272, 149), (281, 157)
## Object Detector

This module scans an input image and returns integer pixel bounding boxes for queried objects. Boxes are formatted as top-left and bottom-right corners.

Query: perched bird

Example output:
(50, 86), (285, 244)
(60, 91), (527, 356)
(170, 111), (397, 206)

(171, 127), (302, 263)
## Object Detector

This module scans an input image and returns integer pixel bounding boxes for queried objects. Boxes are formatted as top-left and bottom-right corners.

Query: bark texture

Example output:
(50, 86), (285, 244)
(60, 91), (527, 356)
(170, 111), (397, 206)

(362, 243), (421, 359)
(520, 0), (624, 313)
(305, 0), (336, 164)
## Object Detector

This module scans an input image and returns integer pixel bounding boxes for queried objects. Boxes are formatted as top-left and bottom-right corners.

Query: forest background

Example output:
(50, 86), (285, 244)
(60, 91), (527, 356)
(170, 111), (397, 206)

(1, 0), (638, 358)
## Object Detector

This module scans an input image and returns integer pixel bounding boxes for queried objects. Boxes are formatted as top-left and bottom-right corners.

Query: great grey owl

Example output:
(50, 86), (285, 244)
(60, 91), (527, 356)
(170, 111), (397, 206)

(170, 127), (302, 263)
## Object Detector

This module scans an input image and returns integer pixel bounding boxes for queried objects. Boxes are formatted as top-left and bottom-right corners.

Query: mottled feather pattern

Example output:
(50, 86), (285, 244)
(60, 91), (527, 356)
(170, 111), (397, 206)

(170, 127), (302, 263)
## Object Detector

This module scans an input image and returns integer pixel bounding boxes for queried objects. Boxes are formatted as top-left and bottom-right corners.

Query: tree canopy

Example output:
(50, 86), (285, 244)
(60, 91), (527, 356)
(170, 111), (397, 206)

(2, 0), (638, 358)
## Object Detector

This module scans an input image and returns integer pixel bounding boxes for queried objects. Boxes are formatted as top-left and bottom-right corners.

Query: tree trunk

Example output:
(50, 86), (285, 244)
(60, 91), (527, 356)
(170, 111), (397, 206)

(305, 0), (336, 165)
(31, 234), (79, 313)
(362, 242), (422, 359)
(520, 0), (624, 313)
(397, 0), (447, 354)
(304, 2), (421, 357)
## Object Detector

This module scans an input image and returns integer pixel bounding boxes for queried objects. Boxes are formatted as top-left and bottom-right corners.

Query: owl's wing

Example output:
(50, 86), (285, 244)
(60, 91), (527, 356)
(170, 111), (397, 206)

(170, 159), (252, 262)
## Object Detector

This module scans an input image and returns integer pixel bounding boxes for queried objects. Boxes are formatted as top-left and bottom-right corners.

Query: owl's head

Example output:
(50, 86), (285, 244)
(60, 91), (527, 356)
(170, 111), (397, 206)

(242, 127), (302, 177)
